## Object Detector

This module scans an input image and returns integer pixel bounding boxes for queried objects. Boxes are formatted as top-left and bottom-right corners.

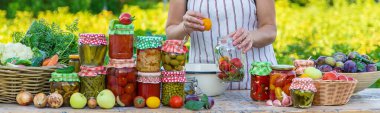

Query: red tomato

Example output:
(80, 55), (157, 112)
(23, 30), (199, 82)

(117, 76), (128, 87)
(125, 83), (135, 94)
(110, 85), (125, 96)
(121, 94), (134, 106)
(107, 75), (117, 86)
(126, 68), (137, 82)
(169, 96), (184, 108)
(134, 96), (146, 108)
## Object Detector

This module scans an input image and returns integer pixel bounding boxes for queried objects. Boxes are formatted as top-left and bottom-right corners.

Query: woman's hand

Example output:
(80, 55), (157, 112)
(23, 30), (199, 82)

(182, 11), (205, 34)
(229, 28), (254, 53)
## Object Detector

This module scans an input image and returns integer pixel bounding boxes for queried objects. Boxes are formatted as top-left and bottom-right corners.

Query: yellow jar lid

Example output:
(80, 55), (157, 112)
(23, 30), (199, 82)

(271, 65), (295, 71)
(69, 55), (80, 59)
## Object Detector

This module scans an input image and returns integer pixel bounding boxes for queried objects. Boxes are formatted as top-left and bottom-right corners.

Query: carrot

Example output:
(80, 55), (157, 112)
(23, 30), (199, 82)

(42, 58), (51, 66)
(46, 54), (59, 66)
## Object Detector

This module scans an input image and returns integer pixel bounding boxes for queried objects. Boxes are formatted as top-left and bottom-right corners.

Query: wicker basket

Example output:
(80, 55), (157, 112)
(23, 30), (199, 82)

(341, 71), (380, 93)
(0, 66), (57, 103)
(312, 80), (357, 106)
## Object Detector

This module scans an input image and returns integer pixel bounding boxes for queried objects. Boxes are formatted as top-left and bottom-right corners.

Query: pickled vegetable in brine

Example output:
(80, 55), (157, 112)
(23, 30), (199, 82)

(79, 45), (107, 66)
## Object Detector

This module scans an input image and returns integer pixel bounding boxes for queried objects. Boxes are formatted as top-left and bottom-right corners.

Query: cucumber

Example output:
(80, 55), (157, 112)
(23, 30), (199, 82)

(55, 66), (75, 73)
(15, 59), (32, 66)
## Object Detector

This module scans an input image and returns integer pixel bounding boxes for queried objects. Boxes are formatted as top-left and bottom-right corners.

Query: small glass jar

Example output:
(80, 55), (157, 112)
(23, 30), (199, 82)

(215, 37), (244, 82)
(108, 22), (134, 59)
(106, 59), (137, 107)
(78, 33), (107, 67)
(69, 55), (81, 73)
(249, 62), (272, 101)
(136, 36), (163, 72)
(137, 72), (161, 99)
(290, 78), (317, 108)
(50, 72), (80, 106)
(78, 66), (106, 99)
(293, 60), (315, 75)
(161, 40), (187, 71)
(161, 71), (186, 106)
(269, 65), (296, 101)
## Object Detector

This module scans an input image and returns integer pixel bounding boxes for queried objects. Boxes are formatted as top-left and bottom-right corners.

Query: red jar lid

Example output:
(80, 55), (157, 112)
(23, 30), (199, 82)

(161, 40), (188, 54)
(290, 78), (317, 92)
(161, 71), (186, 83)
(79, 33), (107, 45)
(137, 76), (161, 83)
(138, 72), (161, 77)
(107, 58), (135, 68)
(78, 66), (106, 77)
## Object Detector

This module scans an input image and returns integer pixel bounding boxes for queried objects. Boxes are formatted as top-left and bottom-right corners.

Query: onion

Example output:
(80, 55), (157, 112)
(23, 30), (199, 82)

(273, 100), (282, 107)
(266, 100), (273, 106)
(33, 93), (47, 108)
(281, 92), (292, 107)
(16, 90), (33, 106)
(87, 97), (97, 109)
(47, 91), (63, 108)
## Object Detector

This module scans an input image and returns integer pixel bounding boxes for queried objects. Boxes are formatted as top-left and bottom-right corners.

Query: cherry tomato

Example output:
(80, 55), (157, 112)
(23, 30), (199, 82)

(125, 83), (135, 94)
(117, 76), (127, 87)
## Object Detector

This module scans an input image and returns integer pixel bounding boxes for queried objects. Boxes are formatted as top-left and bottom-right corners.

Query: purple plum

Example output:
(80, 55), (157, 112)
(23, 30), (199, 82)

(333, 52), (347, 62)
(344, 60), (357, 73)
(318, 65), (333, 72)
(366, 64), (377, 72)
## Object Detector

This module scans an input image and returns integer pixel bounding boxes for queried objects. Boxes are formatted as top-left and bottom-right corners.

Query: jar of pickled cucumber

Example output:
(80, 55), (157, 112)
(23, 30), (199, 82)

(269, 65), (296, 101)
(137, 72), (161, 99)
(161, 71), (186, 106)
(106, 59), (137, 107)
(50, 71), (80, 106)
(290, 78), (317, 108)
(215, 37), (245, 82)
(69, 55), (80, 73)
(78, 33), (107, 67)
(161, 40), (188, 71)
(108, 20), (134, 59)
(78, 66), (106, 99)
(136, 36), (163, 72)
(249, 62), (272, 101)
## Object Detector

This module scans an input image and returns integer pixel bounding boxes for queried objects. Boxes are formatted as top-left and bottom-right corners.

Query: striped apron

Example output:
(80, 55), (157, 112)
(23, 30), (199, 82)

(187, 0), (278, 90)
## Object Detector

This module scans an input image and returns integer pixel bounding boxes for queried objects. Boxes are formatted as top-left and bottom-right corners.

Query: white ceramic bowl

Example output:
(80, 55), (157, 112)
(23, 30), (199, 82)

(185, 63), (229, 96)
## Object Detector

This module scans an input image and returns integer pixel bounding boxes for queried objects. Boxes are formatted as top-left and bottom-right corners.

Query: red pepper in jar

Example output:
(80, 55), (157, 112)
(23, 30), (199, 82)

(249, 62), (272, 101)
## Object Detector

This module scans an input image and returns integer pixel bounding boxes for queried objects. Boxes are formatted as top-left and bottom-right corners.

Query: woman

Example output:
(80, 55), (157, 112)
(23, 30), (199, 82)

(165, 0), (277, 90)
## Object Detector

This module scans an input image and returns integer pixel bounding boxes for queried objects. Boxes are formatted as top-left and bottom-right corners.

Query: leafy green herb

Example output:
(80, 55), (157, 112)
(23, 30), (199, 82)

(13, 19), (79, 65)
(185, 100), (205, 111)
(200, 94), (209, 108)
(376, 62), (380, 71)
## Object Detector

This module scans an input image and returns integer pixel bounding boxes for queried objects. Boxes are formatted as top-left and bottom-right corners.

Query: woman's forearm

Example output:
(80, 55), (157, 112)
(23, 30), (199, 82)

(166, 22), (189, 40)
(249, 24), (277, 48)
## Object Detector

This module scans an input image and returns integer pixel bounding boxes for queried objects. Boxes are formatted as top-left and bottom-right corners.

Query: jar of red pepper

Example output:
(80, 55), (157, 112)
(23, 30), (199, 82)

(249, 62), (272, 101)
(269, 65), (296, 101)
(137, 72), (161, 99)
(106, 59), (137, 107)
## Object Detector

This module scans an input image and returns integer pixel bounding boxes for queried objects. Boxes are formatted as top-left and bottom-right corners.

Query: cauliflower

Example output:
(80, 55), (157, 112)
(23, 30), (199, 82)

(0, 43), (34, 64)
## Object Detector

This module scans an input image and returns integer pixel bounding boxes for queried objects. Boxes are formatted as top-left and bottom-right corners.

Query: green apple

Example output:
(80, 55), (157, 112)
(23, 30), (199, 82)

(304, 67), (322, 80)
(97, 89), (115, 109)
(70, 92), (87, 109)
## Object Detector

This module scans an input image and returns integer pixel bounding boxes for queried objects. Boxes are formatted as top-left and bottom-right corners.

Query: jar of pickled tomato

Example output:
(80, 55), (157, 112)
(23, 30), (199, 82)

(269, 65), (296, 101)
(108, 20), (134, 59)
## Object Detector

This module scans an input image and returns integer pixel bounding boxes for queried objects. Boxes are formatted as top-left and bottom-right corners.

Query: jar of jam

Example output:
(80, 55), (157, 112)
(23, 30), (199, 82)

(108, 20), (134, 59)
(50, 71), (80, 106)
(161, 71), (186, 106)
(136, 36), (163, 72)
(215, 37), (244, 82)
(293, 60), (315, 75)
(290, 78), (317, 108)
(161, 40), (187, 71)
(78, 66), (106, 99)
(249, 62), (272, 101)
(137, 72), (161, 99)
(78, 33), (107, 67)
(69, 55), (81, 73)
(269, 65), (296, 101)
(106, 59), (137, 107)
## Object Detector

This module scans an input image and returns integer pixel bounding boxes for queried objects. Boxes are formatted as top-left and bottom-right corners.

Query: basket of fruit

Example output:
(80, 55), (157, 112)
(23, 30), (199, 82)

(314, 52), (380, 93)
(0, 19), (78, 103)
(312, 72), (357, 106)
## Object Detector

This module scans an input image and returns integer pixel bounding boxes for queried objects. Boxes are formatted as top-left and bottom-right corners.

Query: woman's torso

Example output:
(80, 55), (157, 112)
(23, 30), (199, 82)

(187, 0), (278, 90)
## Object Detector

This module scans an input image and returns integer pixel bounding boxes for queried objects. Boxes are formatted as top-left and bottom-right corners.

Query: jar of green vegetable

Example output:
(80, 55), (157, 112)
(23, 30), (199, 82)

(161, 71), (186, 106)
(69, 54), (80, 73)
(289, 78), (317, 108)
(49, 68), (80, 106)
(78, 66), (106, 99)
(161, 40), (187, 71)
(78, 33), (107, 67)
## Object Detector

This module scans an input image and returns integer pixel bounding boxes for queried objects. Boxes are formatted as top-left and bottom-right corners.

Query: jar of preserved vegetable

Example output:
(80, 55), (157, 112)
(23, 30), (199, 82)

(161, 40), (188, 71)
(69, 54), (81, 73)
(50, 71), (80, 106)
(108, 20), (134, 59)
(106, 59), (137, 107)
(78, 66), (106, 99)
(136, 36), (163, 72)
(269, 65), (296, 101)
(161, 71), (186, 106)
(290, 78), (317, 108)
(79, 33), (107, 67)
(249, 62), (272, 101)
(215, 37), (245, 82)
(137, 72), (161, 99)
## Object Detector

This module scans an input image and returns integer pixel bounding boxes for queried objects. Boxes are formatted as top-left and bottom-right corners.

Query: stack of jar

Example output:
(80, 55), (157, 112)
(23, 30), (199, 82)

(106, 22), (137, 107)
(78, 33), (107, 99)
(161, 40), (187, 106)
(135, 36), (163, 99)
